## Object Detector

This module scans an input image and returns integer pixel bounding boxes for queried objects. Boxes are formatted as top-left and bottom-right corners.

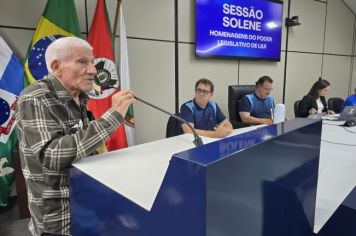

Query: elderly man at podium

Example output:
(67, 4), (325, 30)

(179, 78), (233, 138)
(15, 37), (135, 236)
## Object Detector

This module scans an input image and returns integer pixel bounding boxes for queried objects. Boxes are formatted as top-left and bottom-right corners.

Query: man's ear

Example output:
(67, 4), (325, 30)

(50, 60), (61, 77)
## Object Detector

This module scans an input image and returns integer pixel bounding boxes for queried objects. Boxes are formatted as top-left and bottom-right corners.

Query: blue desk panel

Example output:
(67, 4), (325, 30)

(317, 186), (356, 236)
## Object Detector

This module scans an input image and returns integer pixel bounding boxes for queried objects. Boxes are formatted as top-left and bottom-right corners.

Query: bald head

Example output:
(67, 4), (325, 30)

(44, 36), (96, 99)
(45, 36), (93, 73)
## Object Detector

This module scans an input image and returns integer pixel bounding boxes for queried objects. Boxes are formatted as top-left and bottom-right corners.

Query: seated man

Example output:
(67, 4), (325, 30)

(239, 76), (275, 125)
(340, 88), (356, 112)
(180, 78), (233, 138)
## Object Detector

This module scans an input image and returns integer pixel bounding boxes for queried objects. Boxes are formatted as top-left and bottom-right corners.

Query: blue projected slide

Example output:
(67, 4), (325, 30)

(196, 0), (283, 61)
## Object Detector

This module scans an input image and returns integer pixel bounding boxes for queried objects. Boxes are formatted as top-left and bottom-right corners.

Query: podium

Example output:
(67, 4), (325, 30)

(70, 119), (322, 236)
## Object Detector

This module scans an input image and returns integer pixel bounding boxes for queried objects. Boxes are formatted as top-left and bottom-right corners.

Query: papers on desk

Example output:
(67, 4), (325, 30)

(322, 114), (345, 126)
(323, 120), (346, 126)
(322, 114), (340, 120)
(322, 120), (345, 126)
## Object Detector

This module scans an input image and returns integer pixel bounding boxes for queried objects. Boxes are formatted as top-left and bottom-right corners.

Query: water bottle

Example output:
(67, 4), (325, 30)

(274, 104), (286, 124)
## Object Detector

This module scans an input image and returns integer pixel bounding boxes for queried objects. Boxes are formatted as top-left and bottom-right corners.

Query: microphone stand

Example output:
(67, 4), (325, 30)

(134, 96), (204, 147)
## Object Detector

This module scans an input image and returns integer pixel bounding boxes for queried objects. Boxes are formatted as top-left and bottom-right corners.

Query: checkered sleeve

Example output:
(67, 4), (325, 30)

(17, 95), (123, 171)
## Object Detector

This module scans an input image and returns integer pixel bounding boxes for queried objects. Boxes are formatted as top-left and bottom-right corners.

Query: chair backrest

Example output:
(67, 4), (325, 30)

(228, 85), (255, 128)
(166, 115), (181, 138)
(294, 100), (301, 118)
(328, 97), (345, 113)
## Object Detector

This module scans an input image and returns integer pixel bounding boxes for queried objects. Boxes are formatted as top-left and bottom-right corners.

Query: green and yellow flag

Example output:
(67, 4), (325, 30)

(24, 0), (81, 85)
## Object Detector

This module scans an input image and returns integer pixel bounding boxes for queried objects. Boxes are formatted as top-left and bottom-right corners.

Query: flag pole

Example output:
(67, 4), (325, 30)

(113, 0), (122, 40)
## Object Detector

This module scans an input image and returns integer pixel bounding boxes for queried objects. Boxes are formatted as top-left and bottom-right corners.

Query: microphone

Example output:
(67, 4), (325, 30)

(134, 96), (204, 147)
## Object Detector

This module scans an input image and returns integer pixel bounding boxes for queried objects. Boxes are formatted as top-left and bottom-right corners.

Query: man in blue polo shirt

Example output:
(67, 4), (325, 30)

(340, 88), (356, 112)
(180, 78), (233, 138)
(239, 76), (275, 125)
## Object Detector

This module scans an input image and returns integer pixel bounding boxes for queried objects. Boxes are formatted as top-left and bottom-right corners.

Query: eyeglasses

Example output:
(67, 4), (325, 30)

(195, 88), (211, 95)
(260, 86), (273, 92)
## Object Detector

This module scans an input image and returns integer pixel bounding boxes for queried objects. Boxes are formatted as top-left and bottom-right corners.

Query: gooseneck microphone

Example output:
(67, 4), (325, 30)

(134, 96), (204, 147)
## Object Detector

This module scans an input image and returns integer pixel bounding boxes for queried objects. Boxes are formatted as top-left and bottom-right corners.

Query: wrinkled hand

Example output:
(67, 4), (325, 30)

(309, 108), (317, 114)
(214, 125), (232, 138)
(111, 90), (136, 117)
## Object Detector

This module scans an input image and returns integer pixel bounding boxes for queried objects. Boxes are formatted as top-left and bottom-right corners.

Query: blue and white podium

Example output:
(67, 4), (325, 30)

(69, 119), (327, 236)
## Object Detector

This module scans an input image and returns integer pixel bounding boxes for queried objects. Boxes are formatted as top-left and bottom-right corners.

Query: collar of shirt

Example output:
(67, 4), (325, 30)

(253, 92), (267, 101)
(46, 74), (89, 106)
(193, 98), (210, 110)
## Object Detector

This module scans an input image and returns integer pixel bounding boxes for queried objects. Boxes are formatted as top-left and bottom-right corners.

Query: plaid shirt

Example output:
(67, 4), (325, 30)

(16, 75), (123, 236)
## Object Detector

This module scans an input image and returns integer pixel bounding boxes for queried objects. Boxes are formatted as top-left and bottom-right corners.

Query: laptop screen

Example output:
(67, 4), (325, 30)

(340, 106), (356, 120)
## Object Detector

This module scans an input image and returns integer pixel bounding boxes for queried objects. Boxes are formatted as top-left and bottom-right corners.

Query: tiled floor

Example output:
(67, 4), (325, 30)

(0, 197), (31, 236)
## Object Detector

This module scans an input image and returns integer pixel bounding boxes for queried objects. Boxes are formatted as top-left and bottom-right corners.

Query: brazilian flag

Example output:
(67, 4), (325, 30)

(24, 0), (81, 85)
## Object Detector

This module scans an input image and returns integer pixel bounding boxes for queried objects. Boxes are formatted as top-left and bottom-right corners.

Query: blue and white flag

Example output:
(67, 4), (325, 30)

(0, 36), (23, 143)
(0, 36), (23, 207)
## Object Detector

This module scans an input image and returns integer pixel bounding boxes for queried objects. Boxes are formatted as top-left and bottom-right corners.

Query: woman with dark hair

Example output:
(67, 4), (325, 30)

(298, 78), (335, 118)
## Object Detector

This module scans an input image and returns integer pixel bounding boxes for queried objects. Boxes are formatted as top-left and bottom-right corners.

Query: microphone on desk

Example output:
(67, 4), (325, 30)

(134, 96), (204, 147)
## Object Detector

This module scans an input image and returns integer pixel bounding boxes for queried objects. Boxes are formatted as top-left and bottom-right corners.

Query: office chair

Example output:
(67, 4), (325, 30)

(294, 100), (301, 118)
(327, 97), (344, 113)
(228, 85), (255, 128)
(166, 115), (181, 138)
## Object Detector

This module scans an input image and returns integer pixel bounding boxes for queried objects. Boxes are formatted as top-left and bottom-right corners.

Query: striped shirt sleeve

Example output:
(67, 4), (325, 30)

(17, 95), (124, 171)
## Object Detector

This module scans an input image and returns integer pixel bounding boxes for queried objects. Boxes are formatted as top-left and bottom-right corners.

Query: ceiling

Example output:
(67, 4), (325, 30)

(343, 0), (356, 15)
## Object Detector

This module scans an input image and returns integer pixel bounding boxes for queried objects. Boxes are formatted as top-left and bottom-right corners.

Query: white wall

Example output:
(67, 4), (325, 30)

(0, 0), (355, 144)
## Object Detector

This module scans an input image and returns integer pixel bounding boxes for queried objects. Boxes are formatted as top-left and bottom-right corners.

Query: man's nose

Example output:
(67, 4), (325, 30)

(87, 63), (97, 75)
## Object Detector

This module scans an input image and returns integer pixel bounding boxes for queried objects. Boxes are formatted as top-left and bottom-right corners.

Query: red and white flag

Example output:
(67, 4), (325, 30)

(87, 0), (128, 150)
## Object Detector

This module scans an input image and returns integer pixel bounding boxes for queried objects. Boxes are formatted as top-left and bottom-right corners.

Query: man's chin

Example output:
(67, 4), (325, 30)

(83, 86), (94, 93)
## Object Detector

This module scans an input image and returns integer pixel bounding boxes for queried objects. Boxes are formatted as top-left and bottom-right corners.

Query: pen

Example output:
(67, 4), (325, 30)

(270, 108), (274, 121)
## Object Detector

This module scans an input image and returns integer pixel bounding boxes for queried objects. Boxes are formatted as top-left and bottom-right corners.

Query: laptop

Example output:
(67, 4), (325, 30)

(321, 106), (356, 125)
(322, 106), (356, 121)
(337, 106), (356, 121)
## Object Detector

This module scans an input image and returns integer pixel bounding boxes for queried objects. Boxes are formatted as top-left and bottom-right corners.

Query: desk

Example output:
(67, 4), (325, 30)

(70, 125), (258, 211)
(70, 119), (322, 236)
(314, 122), (356, 234)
